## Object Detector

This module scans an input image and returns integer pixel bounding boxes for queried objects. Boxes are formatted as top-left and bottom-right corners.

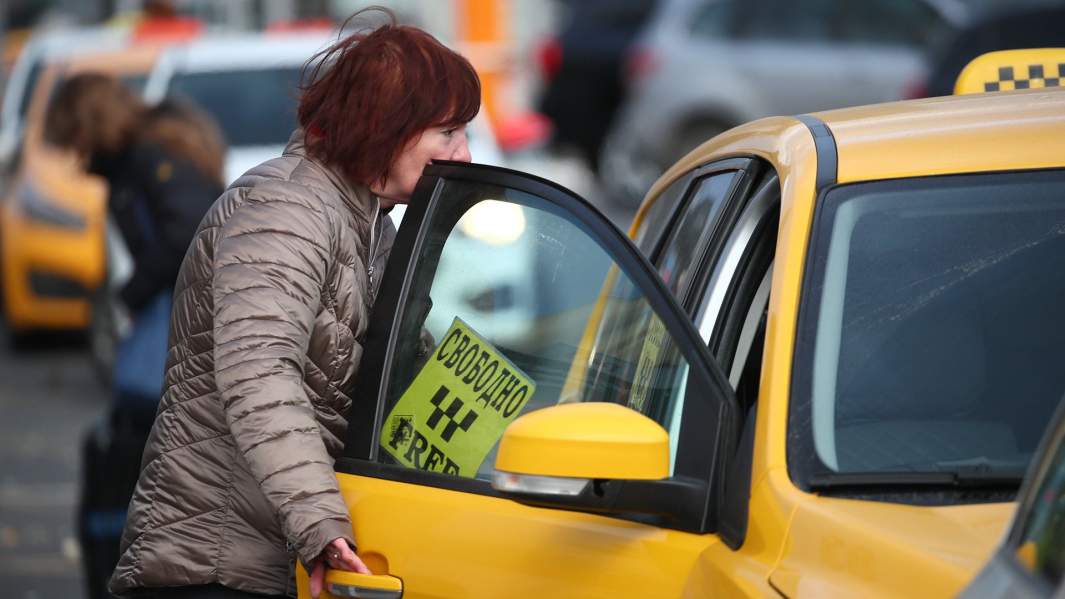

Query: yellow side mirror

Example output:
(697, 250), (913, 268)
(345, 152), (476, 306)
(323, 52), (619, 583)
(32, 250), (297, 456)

(954, 48), (1065, 95)
(493, 402), (668, 492)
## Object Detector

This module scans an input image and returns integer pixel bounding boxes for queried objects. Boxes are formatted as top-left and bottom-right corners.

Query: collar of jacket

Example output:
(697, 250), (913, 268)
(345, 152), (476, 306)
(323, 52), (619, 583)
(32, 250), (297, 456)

(283, 129), (380, 226)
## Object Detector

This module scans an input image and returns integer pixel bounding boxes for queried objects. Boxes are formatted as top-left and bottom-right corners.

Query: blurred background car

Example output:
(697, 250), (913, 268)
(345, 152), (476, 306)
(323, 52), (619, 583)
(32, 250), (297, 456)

(142, 32), (332, 184)
(599, 0), (968, 206)
(0, 44), (161, 348)
(0, 27), (128, 179)
(534, 0), (656, 170)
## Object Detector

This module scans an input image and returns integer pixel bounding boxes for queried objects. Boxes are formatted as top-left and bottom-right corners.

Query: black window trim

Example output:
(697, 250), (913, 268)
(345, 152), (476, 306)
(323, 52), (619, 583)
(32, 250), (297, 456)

(644, 157), (754, 267)
(338, 160), (741, 534)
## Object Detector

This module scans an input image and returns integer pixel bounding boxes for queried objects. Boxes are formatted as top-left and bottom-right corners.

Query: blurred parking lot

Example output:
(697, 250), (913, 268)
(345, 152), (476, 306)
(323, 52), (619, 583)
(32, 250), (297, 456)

(1, 0), (1062, 597)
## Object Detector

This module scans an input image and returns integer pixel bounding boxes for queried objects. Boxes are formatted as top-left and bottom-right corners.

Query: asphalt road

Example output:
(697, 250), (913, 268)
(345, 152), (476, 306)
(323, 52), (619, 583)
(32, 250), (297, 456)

(0, 328), (106, 599)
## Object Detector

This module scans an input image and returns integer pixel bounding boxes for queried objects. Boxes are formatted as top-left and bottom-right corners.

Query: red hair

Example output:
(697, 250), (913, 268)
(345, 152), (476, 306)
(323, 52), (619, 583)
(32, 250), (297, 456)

(298, 9), (481, 187)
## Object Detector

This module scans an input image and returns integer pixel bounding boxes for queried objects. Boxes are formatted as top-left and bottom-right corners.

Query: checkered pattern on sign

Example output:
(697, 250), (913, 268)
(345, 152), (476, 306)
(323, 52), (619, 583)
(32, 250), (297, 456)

(985, 63), (1065, 91)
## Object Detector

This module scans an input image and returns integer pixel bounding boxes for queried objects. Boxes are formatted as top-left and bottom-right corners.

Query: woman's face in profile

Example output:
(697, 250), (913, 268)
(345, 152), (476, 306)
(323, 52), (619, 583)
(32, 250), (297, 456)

(374, 123), (472, 205)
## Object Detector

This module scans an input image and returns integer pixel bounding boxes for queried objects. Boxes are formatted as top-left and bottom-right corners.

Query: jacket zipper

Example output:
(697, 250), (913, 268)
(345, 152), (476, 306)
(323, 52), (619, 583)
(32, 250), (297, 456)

(366, 199), (382, 301)
(285, 541), (296, 596)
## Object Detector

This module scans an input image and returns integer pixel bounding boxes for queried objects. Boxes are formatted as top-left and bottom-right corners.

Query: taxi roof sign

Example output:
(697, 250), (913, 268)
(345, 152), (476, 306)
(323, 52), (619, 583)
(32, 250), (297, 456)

(954, 48), (1065, 95)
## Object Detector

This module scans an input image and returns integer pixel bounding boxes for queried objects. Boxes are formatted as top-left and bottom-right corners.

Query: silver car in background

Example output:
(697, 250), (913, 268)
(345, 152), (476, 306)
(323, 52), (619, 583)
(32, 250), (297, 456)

(600, 0), (966, 206)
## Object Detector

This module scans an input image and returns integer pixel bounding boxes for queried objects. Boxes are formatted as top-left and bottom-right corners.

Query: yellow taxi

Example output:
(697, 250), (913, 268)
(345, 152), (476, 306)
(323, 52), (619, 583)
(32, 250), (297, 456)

(300, 50), (1065, 598)
(0, 45), (159, 338)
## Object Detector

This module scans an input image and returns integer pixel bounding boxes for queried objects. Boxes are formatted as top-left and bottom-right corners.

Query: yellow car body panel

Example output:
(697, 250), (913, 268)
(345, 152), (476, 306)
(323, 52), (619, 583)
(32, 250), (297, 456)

(314, 475), (748, 599)
(819, 88), (1065, 184)
(1, 144), (107, 328)
(771, 496), (1012, 598)
(327, 58), (1065, 597)
(0, 45), (159, 331)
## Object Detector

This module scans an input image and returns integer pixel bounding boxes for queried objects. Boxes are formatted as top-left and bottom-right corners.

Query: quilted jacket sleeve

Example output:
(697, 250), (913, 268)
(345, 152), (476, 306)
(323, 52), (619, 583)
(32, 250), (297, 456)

(212, 192), (355, 567)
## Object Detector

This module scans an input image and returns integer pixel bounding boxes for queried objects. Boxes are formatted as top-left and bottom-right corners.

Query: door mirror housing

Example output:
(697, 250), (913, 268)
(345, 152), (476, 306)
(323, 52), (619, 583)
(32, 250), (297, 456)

(494, 402), (669, 481)
(491, 403), (701, 521)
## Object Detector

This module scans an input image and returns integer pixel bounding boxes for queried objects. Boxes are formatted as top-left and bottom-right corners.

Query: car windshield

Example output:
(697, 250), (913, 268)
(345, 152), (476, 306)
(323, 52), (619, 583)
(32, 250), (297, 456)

(166, 67), (301, 147)
(789, 170), (1065, 492)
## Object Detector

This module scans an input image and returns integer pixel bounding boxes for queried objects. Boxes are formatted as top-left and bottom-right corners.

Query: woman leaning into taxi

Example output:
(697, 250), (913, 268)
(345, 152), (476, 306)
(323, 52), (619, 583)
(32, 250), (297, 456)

(110, 10), (478, 599)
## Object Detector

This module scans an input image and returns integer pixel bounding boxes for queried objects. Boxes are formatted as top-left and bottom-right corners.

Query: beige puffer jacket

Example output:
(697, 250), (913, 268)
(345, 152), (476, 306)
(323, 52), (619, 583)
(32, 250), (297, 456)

(110, 131), (395, 597)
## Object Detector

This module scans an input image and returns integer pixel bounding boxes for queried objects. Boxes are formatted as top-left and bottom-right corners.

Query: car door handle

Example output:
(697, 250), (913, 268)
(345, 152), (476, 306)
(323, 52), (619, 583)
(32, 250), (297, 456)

(325, 569), (403, 598)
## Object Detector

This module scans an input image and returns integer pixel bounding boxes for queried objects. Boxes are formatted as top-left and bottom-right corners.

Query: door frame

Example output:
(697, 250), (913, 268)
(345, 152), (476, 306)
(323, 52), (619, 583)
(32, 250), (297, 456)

(338, 161), (742, 534)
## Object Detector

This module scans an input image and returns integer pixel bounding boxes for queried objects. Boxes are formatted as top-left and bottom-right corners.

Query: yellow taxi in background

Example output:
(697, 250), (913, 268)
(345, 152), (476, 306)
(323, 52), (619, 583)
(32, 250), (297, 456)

(294, 50), (1065, 598)
(0, 45), (159, 339)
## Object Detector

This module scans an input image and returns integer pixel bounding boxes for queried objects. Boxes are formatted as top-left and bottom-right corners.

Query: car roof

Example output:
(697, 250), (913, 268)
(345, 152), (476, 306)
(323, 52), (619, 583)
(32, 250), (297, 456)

(1, 27), (129, 124)
(160, 32), (335, 72)
(30, 27), (130, 61)
(648, 87), (1065, 202)
(64, 44), (162, 75)
(816, 87), (1065, 183)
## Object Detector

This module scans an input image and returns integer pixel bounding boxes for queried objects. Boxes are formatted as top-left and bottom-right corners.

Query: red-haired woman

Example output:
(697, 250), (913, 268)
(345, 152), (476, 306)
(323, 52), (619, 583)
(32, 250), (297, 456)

(110, 10), (478, 599)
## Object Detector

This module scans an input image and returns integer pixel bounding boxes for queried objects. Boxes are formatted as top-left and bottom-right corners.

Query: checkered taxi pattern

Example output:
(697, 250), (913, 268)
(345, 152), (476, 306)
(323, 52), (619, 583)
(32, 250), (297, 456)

(985, 63), (1065, 92)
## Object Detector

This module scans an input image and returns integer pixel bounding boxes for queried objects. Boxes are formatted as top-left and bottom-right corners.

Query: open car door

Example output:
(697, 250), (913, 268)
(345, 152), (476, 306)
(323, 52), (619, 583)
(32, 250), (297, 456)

(298, 162), (741, 598)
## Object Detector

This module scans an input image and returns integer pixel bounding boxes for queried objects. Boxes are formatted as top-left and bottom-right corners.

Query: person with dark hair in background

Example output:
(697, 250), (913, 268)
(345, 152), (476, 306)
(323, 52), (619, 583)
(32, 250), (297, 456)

(44, 72), (227, 599)
(105, 8), (480, 599)
(45, 73), (227, 416)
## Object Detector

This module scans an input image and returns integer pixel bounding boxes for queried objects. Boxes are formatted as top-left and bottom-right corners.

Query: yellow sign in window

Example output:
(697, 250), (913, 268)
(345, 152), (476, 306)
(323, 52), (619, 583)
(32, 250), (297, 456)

(382, 317), (537, 478)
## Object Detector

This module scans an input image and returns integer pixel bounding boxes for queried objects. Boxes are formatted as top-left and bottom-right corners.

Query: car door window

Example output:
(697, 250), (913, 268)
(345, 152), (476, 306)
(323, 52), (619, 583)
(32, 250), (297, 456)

(654, 171), (739, 300)
(1015, 439), (1065, 584)
(367, 174), (733, 484)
